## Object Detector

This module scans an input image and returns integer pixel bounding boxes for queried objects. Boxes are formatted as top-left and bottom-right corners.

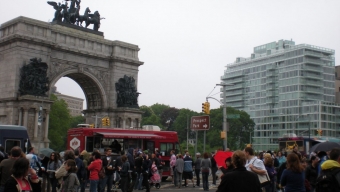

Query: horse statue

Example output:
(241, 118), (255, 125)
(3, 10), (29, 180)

(86, 11), (104, 31)
(77, 7), (91, 27)
(68, 0), (81, 14)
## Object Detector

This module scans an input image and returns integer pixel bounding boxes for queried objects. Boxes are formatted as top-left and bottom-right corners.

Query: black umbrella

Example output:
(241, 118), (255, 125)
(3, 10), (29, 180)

(310, 142), (340, 153)
(39, 148), (54, 157)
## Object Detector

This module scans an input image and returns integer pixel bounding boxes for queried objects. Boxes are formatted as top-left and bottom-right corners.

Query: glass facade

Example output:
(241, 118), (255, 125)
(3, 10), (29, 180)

(221, 40), (339, 151)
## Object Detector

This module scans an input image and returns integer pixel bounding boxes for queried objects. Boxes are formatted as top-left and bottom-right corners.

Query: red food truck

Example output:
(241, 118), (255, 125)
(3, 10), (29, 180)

(67, 126), (180, 180)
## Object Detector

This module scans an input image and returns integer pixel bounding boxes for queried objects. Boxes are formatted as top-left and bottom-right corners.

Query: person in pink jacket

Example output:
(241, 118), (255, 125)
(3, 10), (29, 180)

(88, 152), (102, 192)
(170, 150), (177, 185)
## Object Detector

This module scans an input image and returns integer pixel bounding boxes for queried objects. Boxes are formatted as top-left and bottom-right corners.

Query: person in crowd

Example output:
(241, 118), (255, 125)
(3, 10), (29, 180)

(4, 157), (41, 192)
(277, 151), (286, 167)
(134, 151), (144, 190)
(245, 147), (267, 175)
(216, 150), (261, 192)
(74, 149), (85, 192)
(175, 154), (184, 188)
(0, 146), (23, 192)
(220, 157), (234, 176)
(56, 150), (76, 186)
(115, 151), (124, 185)
(88, 151), (102, 192)
(280, 153), (305, 192)
(183, 152), (195, 187)
(258, 152), (264, 161)
(305, 156), (319, 192)
(155, 153), (164, 180)
(318, 148), (340, 191)
(60, 159), (80, 192)
(201, 152), (211, 191)
(26, 147), (39, 170)
(292, 146), (302, 161)
(300, 157), (311, 192)
(210, 152), (218, 186)
(194, 152), (202, 187)
(100, 148), (115, 192)
(264, 153), (276, 192)
(127, 148), (136, 192)
(47, 152), (62, 192)
(142, 154), (151, 192)
(40, 153), (50, 191)
(80, 150), (90, 188)
(170, 150), (177, 186)
(317, 151), (328, 175)
(119, 155), (130, 192)
(0, 146), (7, 163)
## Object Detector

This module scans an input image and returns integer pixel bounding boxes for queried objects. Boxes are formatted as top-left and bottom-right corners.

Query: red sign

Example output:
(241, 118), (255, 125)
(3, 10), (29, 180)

(191, 115), (210, 130)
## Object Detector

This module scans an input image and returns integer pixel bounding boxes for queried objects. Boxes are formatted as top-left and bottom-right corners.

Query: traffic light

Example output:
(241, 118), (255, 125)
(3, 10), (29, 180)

(205, 102), (210, 114)
(221, 131), (226, 139)
(89, 124), (94, 128)
(317, 129), (322, 136)
(106, 117), (110, 126)
(201, 102), (210, 114)
(202, 103), (206, 113)
(102, 117), (107, 126)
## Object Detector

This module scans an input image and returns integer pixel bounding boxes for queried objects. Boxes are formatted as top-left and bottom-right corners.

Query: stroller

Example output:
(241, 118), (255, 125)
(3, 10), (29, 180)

(149, 163), (161, 189)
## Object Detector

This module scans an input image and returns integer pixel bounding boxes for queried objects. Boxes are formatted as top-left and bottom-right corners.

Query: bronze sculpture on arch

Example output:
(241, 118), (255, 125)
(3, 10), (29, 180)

(47, 0), (103, 31)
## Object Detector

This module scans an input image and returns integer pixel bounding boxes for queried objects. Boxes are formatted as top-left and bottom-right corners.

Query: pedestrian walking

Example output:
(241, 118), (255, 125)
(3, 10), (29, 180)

(175, 154), (184, 188)
(119, 155), (130, 192)
(183, 152), (195, 187)
(210, 152), (218, 185)
(60, 159), (80, 192)
(88, 152), (102, 192)
(194, 153), (202, 187)
(47, 152), (62, 192)
(201, 152), (211, 191)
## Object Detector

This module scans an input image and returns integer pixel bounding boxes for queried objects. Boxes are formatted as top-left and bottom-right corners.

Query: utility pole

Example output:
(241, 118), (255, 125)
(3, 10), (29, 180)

(186, 115), (189, 150)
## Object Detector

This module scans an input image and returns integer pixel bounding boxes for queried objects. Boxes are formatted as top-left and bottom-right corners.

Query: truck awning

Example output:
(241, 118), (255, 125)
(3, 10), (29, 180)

(94, 132), (164, 139)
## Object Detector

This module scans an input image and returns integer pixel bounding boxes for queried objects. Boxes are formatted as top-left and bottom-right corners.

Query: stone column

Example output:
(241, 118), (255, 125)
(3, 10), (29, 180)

(23, 107), (29, 128)
(137, 119), (140, 128)
(44, 110), (50, 143)
(123, 118), (126, 128)
(34, 107), (39, 140)
(18, 108), (22, 126)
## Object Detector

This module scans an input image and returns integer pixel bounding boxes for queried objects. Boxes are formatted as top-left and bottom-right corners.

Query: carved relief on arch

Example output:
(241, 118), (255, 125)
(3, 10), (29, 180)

(48, 60), (78, 81)
(84, 67), (109, 86)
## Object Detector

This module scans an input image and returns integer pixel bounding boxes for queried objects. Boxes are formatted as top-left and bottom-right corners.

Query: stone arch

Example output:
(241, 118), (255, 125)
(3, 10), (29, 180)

(49, 69), (108, 110)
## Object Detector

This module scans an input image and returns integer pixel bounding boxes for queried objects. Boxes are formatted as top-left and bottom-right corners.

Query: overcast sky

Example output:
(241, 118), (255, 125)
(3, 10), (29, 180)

(1, 0), (340, 112)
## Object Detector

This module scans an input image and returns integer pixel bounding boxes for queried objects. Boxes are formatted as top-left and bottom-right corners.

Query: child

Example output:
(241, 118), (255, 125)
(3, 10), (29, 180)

(60, 159), (80, 192)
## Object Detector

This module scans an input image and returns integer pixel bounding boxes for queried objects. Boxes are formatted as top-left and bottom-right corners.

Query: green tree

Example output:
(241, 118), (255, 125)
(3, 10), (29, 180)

(150, 103), (170, 117)
(70, 115), (86, 128)
(48, 94), (72, 151)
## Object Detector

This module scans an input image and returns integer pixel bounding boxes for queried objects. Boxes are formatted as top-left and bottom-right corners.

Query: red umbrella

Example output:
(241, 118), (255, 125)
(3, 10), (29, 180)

(214, 151), (233, 168)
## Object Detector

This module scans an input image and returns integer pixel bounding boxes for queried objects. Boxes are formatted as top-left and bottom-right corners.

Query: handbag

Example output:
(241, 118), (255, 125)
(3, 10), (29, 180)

(252, 159), (270, 187)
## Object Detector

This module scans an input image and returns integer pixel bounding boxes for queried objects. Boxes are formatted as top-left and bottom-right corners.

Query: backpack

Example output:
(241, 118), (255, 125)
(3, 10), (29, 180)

(315, 168), (340, 192)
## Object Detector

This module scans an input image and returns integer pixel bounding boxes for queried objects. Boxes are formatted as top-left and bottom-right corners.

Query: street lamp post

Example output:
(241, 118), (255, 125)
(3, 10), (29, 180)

(216, 83), (234, 150)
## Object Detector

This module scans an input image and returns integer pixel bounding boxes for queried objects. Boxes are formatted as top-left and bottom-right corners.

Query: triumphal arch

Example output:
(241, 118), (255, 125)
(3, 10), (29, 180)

(0, 1), (144, 148)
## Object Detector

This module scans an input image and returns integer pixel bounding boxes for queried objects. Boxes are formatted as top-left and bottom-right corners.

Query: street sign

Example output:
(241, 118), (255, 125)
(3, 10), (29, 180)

(191, 115), (210, 130)
(227, 114), (240, 119)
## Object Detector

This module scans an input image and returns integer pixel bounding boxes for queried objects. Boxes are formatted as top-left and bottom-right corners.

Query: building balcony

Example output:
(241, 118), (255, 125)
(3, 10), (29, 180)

(226, 90), (244, 96)
(266, 65), (276, 71)
(300, 94), (323, 100)
(305, 58), (323, 65)
(225, 84), (244, 90)
(227, 97), (245, 102)
(302, 65), (322, 72)
(301, 80), (323, 87)
(305, 50), (324, 58)
(301, 73), (322, 80)
(302, 87), (322, 94)
(221, 71), (244, 79)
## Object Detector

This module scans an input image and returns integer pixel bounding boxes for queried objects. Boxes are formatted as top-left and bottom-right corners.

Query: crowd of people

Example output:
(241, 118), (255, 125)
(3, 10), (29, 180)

(1, 145), (340, 192)
(0, 146), (164, 192)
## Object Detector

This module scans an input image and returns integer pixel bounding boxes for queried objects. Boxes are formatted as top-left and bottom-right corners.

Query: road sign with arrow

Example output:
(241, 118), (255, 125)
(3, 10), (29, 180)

(191, 115), (210, 130)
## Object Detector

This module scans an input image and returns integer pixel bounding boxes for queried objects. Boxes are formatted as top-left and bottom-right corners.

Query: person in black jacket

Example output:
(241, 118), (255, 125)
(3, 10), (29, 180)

(142, 154), (151, 192)
(100, 148), (116, 192)
(127, 148), (136, 192)
(220, 157), (234, 176)
(211, 152), (218, 185)
(216, 150), (261, 192)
